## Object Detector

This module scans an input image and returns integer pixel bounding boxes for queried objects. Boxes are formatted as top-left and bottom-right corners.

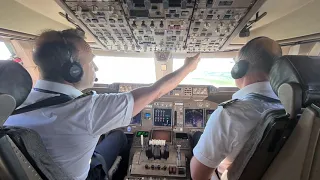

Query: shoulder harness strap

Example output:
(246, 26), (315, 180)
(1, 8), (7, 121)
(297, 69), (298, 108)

(11, 91), (96, 116)
(11, 95), (73, 115)
(245, 93), (281, 103)
(218, 93), (281, 108)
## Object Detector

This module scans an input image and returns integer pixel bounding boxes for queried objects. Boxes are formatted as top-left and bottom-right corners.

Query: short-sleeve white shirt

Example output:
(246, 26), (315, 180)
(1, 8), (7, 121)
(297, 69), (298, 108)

(4, 80), (134, 180)
(193, 81), (282, 180)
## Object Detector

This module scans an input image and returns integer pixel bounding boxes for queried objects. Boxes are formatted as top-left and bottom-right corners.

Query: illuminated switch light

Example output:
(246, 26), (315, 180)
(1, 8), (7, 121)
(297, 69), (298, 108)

(161, 64), (167, 71)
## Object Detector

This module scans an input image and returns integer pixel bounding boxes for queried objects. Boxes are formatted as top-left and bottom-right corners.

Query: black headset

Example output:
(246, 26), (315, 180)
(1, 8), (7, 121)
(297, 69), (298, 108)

(231, 60), (250, 79)
(230, 37), (268, 79)
(34, 34), (84, 83)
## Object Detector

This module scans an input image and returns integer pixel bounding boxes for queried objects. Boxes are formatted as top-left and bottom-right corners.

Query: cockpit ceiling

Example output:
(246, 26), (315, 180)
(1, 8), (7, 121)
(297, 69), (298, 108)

(0, 0), (320, 52)
(59, 0), (261, 52)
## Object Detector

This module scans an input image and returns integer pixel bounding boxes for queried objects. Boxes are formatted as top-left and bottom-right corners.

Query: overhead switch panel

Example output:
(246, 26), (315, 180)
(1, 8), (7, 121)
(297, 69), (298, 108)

(62, 0), (262, 52)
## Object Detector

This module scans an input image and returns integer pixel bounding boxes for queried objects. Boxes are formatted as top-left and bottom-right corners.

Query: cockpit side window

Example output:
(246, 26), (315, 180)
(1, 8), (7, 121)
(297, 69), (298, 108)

(0, 41), (13, 60)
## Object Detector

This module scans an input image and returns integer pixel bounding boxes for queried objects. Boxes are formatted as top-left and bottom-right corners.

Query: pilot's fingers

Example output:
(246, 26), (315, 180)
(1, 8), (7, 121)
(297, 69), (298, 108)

(191, 53), (201, 62)
(193, 52), (201, 59)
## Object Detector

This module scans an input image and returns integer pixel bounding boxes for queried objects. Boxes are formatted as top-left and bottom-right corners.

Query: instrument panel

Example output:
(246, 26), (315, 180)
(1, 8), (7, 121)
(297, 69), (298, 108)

(154, 108), (173, 127)
(122, 84), (218, 134)
(87, 83), (230, 179)
(126, 100), (217, 133)
(89, 83), (222, 134)
(60, 0), (262, 52)
(184, 109), (204, 128)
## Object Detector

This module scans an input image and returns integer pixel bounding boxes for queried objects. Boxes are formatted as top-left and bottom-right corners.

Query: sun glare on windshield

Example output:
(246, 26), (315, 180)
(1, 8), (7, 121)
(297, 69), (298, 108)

(94, 56), (156, 84)
(173, 58), (236, 87)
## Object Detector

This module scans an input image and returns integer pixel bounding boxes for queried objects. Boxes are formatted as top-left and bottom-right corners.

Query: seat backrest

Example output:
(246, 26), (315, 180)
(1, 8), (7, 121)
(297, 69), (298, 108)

(262, 56), (320, 180)
(0, 60), (31, 125)
(0, 94), (16, 126)
(226, 103), (290, 180)
(225, 55), (320, 180)
(0, 60), (71, 180)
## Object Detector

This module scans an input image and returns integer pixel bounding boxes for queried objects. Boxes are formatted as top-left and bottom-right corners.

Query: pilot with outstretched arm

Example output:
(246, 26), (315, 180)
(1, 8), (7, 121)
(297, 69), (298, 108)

(190, 37), (283, 180)
(4, 29), (201, 180)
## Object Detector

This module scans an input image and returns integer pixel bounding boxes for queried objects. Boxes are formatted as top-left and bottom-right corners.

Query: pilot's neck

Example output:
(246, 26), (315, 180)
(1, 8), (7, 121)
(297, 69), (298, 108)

(237, 74), (268, 89)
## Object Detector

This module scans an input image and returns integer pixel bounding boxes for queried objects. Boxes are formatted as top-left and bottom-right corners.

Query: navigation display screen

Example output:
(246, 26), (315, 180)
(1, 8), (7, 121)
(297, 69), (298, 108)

(152, 130), (171, 142)
(184, 109), (204, 128)
(206, 109), (215, 123)
(153, 108), (172, 127)
(130, 112), (142, 125)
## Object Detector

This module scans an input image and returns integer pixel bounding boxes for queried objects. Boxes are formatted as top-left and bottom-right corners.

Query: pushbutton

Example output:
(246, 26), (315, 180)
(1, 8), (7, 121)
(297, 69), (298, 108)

(178, 167), (185, 174)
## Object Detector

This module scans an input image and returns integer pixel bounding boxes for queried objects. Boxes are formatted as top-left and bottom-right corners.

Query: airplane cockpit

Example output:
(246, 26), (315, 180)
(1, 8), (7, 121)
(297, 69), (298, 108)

(1, 0), (320, 180)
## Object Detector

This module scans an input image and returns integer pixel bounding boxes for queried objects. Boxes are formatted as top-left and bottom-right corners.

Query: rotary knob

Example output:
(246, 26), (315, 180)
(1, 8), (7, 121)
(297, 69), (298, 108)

(151, 165), (155, 170)
(145, 164), (150, 169)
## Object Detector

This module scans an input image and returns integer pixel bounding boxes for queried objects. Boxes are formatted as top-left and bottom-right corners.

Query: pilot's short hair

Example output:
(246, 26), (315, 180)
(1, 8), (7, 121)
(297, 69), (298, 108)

(34, 29), (86, 83)
(237, 36), (282, 74)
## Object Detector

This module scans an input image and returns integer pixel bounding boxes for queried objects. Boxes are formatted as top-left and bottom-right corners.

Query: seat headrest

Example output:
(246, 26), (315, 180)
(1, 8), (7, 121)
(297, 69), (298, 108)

(0, 60), (32, 107)
(270, 55), (320, 107)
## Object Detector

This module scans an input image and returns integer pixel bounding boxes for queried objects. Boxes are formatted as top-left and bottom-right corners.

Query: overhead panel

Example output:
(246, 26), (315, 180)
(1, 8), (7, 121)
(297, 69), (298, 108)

(60, 0), (262, 52)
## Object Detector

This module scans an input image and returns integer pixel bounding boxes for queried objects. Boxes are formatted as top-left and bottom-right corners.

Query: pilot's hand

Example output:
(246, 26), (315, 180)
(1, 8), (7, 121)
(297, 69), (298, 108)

(184, 53), (201, 72)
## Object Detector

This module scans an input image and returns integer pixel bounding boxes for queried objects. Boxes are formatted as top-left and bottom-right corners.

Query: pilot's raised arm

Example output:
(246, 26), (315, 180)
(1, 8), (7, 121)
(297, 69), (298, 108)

(131, 53), (200, 116)
(190, 37), (282, 180)
(4, 29), (201, 180)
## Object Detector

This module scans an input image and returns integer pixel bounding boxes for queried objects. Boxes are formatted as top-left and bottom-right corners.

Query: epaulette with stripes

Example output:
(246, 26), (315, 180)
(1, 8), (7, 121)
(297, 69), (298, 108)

(76, 91), (96, 99)
(218, 99), (239, 108)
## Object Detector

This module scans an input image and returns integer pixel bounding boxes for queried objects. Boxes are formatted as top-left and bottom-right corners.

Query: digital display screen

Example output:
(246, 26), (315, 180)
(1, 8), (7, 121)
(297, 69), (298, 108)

(130, 113), (142, 125)
(136, 131), (149, 137)
(206, 109), (215, 123)
(184, 109), (204, 128)
(144, 113), (151, 119)
(152, 130), (171, 142)
(153, 108), (172, 127)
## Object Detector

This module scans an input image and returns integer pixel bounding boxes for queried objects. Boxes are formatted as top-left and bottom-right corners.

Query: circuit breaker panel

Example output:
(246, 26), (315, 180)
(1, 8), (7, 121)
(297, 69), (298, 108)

(61, 0), (258, 52)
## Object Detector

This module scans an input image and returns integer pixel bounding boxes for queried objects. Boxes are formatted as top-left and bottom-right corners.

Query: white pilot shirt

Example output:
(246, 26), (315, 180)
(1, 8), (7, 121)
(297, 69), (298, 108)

(4, 80), (134, 180)
(193, 81), (282, 180)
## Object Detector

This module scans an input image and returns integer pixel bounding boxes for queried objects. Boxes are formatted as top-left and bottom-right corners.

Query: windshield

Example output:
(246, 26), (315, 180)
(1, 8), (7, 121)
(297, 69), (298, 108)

(94, 56), (156, 84)
(94, 56), (235, 87)
(173, 58), (235, 87)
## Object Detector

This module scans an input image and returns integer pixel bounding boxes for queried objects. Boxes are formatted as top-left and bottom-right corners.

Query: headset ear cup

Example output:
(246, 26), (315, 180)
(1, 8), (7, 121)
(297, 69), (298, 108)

(231, 60), (249, 79)
(61, 61), (83, 83)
